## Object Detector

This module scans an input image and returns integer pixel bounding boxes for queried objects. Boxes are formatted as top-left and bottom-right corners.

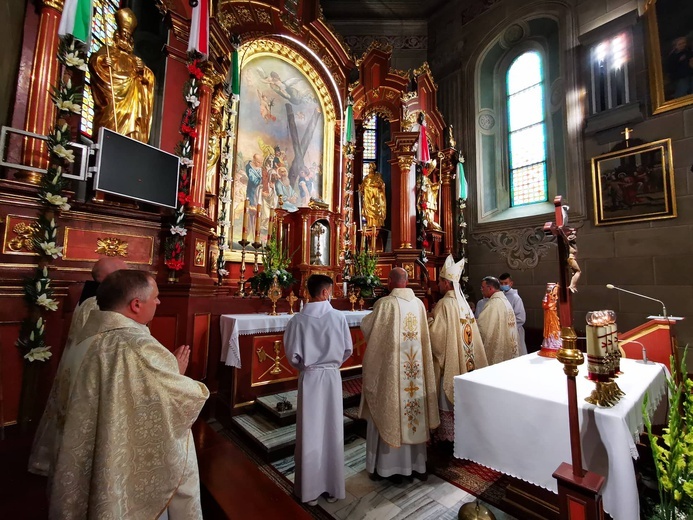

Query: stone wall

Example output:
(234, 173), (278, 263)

(428, 0), (693, 358)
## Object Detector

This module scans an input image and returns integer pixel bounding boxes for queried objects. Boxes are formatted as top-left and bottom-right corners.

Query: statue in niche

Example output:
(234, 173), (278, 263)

(360, 163), (386, 228)
(88, 8), (155, 143)
(421, 175), (442, 231)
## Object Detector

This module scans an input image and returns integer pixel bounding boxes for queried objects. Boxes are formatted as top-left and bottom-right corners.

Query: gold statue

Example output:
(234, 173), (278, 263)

(206, 89), (227, 193)
(360, 163), (386, 228)
(88, 8), (155, 143)
(421, 175), (442, 230)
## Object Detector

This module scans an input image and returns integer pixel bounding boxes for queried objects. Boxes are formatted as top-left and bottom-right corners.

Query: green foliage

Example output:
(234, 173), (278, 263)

(351, 250), (380, 292)
(643, 347), (693, 519)
(249, 238), (296, 293)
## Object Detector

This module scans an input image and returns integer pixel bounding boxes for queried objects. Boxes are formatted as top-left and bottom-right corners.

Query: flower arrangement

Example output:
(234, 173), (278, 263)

(642, 348), (693, 520)
(164, 54), (205, 274)
(351, 249), (380, 297)
(248, 238), (296, 294)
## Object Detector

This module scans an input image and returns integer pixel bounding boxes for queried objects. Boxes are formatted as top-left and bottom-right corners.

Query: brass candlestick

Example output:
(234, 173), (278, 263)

(268, 276), (282, 316)
(252, 241), (262, 274)
(286, 290), (298, 314)
(237, 239), (250, 296)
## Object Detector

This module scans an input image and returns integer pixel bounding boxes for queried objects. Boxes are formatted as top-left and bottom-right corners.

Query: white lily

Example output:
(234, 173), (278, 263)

(36, 293), (59, 311)
(64, 52), (88, 72)
(52, 145), (75, 163)
(218, 268), (229, 276)
(170, 226), (187, 236)
(39, 241), (64, 258)
(24, 346), (52, 362)
(45, 194), (69, 207)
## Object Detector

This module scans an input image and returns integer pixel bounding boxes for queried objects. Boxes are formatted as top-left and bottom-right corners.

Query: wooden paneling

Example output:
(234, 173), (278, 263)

(192, 313), (210, 380)
(0, 322), (23, 426)
(150, 315), (178, 352)
(63, 228), (154, 264)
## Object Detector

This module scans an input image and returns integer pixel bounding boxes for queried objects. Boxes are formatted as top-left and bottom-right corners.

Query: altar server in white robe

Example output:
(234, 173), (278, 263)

(283, 274), (353, 506)
(359, 267), (439, 481)
(477, 276), (519, 364)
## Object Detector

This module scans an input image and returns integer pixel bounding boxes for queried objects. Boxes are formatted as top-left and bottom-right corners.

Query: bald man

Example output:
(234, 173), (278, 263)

(28, 257), (128, 478)
(359, 267), (439, 482)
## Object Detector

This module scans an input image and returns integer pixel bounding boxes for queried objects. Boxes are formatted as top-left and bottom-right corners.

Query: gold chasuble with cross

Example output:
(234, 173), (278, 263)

(359, 288), (439, 448)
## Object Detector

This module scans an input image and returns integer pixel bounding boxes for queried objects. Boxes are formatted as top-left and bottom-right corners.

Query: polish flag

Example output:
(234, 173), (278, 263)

(187, 0), (209, 59)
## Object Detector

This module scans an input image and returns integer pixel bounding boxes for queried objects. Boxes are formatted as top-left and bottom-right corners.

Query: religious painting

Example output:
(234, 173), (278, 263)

(229, 41), (335, 255)
(591, 138), (676, 226)
(645, 0), (693, 114)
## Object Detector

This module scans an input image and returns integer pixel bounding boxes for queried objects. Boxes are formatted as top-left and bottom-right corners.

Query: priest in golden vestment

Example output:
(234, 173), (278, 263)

(428, 255), (487, 442)
(477, 276), (519, 364)
(88, 8), (155, 143)
(359, 267), (439, 480)
(360, 162), (386, 228)
(47, 270), (209, 519)
(28, 257), (127, 478)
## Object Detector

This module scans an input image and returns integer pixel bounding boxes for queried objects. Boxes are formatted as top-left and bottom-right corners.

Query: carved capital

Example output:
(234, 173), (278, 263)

(397, 155), (415, 171)
(42, 0), (64, 12)
(473, 227), (555, 270)
(200, 64), (224, 89)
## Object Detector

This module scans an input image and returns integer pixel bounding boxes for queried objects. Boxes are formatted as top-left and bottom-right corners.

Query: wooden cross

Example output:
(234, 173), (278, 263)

(543, 196), (577, 329)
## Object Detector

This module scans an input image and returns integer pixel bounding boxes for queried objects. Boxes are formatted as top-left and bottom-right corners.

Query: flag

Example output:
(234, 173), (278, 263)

(456, 161), (467, 200)
(58, 0), (93, 46)
(187, 0), (209, 59)
(343, 97), (355, 146)
(416, 112), (430, 164)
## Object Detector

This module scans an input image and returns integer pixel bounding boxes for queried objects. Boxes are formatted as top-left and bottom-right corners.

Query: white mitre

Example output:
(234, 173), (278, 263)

(440, 255), (473, 319)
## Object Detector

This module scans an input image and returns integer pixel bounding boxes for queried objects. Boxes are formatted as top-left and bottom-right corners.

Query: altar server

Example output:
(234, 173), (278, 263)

(283, 274), (353, 506)
(359, 267), (439, 481)
(477, 276), (519, 364)
(47, 270), (209, 519)
(29, 256), (127, 478)
(429, 255), (488, 441)
(499, 272), (527, 355)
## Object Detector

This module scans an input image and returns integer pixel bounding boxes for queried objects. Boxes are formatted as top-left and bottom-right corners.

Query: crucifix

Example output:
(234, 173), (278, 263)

(621, 127), (633, 147)
(544, 196), (606, 518)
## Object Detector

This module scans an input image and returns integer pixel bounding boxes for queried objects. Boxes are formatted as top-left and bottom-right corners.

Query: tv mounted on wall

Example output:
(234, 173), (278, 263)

(94, 128), (180, 209)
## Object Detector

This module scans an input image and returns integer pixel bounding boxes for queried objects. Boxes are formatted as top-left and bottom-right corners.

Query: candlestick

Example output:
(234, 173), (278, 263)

(371, 226), (377, 251)
(268, 208), (275, 242)
(351, 222), (357, 253)
(242, 199), (250, 242)
(360, 227), (365, 251)
(237, 238), (250, 296)
(254, 203), (262, 244)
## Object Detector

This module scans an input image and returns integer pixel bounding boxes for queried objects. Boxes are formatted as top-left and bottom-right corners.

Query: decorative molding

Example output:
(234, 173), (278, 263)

(473, 227), (555, 270)
(478, 110), (496, 132)
(95, 237), (129, 257)
(194, 239), (206, 267)
(500, 22), (527, 49)
(5, 221), (40, 254)
(342, 34), (427, 53)
(402, 262), (415, 279)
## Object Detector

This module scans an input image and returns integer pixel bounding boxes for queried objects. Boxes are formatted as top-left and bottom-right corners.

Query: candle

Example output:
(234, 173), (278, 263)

(241, 199), (250, 242)
(351, 222), (357, 253)
(254, 203), (262, 243)
(360, 227), (365, 251)
(371, 227), (377, 251)
(267, 208), (275, 242)
(343, 281), (347, 297)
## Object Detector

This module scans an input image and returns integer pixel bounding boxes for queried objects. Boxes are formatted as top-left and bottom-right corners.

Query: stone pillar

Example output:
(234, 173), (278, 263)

(188, 66), (221, 216)
(20, 0), (63, 184)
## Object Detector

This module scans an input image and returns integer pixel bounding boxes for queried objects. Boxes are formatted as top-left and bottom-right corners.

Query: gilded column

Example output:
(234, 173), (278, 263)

(188, 66), (221, 215)
(397, 154), (415, 249)
(439, 150), (454, 255)
(20, 0), (63, 183)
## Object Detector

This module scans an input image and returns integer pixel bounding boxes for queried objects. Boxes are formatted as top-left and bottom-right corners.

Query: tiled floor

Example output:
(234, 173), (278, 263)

(272, 436), (517, 520)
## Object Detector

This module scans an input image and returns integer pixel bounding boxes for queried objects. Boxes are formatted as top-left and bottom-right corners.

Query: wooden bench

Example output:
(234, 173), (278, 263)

(192, 420), (312, 519)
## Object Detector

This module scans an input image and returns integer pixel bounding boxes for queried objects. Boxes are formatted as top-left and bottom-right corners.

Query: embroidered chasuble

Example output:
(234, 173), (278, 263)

(477, 291), (519, 365)
(429, 291), (488, 405)
(48, 310), (209, 520)
(29, 296), (99, 477)
(359, 288), (439, 448)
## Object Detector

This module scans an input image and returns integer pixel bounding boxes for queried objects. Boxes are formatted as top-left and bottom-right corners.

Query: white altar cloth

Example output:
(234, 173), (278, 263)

(220, 310), (371, 367)
(453, 353), (668, 520)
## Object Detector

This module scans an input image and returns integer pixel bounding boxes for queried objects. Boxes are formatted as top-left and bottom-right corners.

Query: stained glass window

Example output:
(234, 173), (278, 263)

(507, 51), (548, 207)
(80, 0), (120, 137)
(590, 33), (629, 114)
(363, 114), (377, 161)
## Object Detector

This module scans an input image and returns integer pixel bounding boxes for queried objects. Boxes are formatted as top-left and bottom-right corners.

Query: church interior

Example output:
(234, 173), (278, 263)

(1, 0), (692, 518)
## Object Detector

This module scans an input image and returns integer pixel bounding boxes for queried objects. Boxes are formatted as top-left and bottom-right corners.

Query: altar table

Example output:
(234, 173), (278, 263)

(453, 353), (668, 520)
(220, 310), (371, 368)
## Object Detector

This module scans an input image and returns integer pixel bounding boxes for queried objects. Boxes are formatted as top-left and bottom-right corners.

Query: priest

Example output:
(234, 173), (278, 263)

(48, 270), (209, 519)
(283, 274), (353, 506)
(359, 267), (439, 481)
(28, 256), (128, 478)
(429, 255), (488, 442)
(477, 276), (519, 364)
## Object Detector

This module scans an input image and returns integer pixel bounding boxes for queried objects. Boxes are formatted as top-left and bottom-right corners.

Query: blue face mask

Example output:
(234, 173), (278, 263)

(500, 285), (511, 292)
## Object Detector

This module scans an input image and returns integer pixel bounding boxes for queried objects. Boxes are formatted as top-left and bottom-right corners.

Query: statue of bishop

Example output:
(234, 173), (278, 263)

(360, 163), (386, 228)
(88, 8), (155, 143)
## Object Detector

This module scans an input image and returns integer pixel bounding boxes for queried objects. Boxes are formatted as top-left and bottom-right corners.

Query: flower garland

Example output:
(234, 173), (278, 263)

(16, 35), (86, 363)
(164, 55), (205, 272)
(455, 151), (469, 285)
(415, 163), (430, 263)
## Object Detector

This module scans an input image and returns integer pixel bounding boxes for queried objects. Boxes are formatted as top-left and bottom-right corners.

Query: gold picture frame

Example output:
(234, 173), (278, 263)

(591, 138), (676, 226)
(645, 0), (693, 114)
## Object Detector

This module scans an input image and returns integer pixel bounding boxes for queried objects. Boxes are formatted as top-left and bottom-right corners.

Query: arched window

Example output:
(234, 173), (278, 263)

(362, 113), (377, 173)
(506, 51), (548, 207)
(80, 0), (120, 138)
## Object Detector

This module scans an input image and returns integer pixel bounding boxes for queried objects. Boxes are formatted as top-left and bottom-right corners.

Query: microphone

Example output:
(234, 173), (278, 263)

(605, 284), (667, 319)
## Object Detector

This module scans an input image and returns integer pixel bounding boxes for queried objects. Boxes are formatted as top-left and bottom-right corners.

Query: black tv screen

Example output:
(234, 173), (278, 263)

(94, 128), (180, 209)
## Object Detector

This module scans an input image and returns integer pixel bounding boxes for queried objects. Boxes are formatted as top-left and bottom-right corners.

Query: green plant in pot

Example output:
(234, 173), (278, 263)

(351, 249), (380, 298)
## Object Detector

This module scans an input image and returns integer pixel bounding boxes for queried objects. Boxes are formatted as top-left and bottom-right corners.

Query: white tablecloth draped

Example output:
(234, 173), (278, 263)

(453, 353), (669, 520)
(220, 310), (371, 367)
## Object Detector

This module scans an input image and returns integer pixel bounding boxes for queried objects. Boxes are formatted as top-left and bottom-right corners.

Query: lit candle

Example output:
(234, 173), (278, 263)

(254, 203), (262, 243)
(241, 199), (250, 242)
(267, 208), (275, 242)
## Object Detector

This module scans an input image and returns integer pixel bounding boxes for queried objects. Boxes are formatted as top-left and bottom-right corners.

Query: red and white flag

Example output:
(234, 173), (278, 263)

(187, 0), (209, 59)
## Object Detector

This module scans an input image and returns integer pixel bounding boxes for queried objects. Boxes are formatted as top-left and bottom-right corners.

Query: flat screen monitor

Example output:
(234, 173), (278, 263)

(94, 128), (180, 209)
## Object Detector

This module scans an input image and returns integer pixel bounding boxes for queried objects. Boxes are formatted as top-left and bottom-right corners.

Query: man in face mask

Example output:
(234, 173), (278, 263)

(499, 273), (527, 355)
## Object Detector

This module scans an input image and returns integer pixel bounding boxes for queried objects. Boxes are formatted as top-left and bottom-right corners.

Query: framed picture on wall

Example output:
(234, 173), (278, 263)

(645, 0), (693, 114)
(591, 138), (677, 226)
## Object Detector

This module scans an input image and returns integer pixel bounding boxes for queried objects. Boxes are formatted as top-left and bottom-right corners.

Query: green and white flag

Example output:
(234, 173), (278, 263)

(58, 0), (93, 46)
(343, 97), (355, 146)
